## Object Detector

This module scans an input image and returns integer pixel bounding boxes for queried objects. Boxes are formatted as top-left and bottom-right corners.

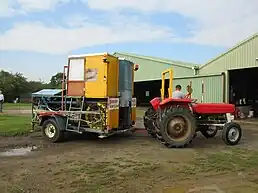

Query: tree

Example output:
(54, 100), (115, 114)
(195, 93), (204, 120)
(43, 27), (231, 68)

(50, 72), (64, 88)
(0, 70), (66, 102)
(0, 70), (48, 102)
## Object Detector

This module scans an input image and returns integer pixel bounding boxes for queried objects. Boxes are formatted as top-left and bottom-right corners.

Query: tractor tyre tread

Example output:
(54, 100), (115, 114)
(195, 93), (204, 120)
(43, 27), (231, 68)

(222, 122), (242, 145)
(156, 106), (196, 148)
(143, 107), (157, 138)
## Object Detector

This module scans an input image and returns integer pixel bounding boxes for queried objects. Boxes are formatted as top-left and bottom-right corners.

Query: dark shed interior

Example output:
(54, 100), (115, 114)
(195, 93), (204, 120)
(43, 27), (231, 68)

(229, 67), (258, 117)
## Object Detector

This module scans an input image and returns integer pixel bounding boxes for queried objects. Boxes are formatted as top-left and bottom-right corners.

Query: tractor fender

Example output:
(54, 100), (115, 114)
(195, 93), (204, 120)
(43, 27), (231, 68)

(40, 114), (67, 131)
(150, 97), (162, 111)
(159, 98), (192, 109)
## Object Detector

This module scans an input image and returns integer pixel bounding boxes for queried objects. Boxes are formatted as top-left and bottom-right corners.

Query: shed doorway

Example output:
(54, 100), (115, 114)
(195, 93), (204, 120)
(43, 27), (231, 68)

(134, 80), (161, 106)
(228, 67), (258, 117)
(134, 79), (171, 106)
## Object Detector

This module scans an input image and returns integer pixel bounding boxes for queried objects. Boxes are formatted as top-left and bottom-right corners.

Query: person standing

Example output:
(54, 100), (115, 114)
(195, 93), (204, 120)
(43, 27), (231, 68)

(0, 90), (4, 113)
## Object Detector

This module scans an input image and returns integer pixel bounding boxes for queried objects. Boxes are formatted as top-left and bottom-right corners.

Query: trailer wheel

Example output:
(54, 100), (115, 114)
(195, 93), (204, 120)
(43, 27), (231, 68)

(143, 107), (157, 138)
(200, 126), (218, 138)
(42, 118), (64, 143)
(222, 122), (242, 145)
(157, 107), (196, 148)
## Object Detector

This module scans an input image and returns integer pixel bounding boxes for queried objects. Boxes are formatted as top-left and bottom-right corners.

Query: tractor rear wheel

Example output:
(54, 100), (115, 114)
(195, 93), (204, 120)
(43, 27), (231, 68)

(143, 107), (157, 138)
(157, 107), (196, 148)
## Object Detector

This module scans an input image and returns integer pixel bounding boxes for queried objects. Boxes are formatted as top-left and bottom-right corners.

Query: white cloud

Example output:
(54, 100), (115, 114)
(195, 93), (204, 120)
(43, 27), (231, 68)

(0, 0), (71, 17)
(0, 0), (16, 17)
(86, 0), (258, 47)
(16, 0), (70, 11)
(0, 16), (175, 54)
(0, 0), (258, 54)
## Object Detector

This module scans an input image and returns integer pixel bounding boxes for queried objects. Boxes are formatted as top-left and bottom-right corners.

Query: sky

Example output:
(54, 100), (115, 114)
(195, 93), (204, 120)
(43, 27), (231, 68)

(0, 0), (257, 82)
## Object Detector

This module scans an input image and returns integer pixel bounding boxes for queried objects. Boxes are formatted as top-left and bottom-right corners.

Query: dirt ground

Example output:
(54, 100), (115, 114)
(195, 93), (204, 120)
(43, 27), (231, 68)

(1, 118), (258, 193)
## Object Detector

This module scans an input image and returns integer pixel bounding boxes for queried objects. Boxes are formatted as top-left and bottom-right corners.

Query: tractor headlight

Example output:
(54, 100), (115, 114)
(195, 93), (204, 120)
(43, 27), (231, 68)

(226, 113), (234, 122)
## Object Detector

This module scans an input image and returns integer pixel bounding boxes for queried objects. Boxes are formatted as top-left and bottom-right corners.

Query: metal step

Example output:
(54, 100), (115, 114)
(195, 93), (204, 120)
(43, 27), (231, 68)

(69, 107), (82, 110)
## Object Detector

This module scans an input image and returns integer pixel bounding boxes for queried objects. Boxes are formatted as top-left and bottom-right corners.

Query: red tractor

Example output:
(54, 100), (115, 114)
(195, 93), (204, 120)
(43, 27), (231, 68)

(143, 69), (242, 148)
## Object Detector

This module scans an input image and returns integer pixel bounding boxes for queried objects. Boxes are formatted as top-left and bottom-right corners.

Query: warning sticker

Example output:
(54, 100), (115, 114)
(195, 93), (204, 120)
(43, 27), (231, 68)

(85, 68), (98, 82)
(108, 98), (119, 110)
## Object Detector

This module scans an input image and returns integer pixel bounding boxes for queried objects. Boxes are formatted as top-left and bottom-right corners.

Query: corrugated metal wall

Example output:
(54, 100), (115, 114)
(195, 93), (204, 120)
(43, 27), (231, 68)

(198, 33), (258, 102)
(199, 34), (258, 74)
(173, 74), (224, 103)
(114, 53), (194, 82)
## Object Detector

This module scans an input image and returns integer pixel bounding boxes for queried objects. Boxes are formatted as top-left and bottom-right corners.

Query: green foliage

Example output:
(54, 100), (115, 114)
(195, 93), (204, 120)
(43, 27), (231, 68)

(0, 70), (64, 102)
(50, 72), (65, 88)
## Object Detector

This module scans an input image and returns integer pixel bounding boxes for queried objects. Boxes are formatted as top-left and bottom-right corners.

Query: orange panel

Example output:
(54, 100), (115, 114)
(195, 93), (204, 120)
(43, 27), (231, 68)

(131, 107), (136, 123)
(67, 81), (84, 96)
(85, 55), (107, 98)
(106, 109), (119, 130)
(106, 55), (119, 97)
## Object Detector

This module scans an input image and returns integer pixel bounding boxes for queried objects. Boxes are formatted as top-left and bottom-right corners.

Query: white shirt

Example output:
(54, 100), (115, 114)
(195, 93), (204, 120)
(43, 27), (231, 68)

(0, 94), (4, 101)
(172, 90), (185, 99)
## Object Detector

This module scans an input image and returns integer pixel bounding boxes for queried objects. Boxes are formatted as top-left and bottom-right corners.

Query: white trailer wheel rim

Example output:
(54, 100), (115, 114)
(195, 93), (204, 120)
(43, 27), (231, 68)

(45, 124), (56, 138)
(228, 127), (239, 142)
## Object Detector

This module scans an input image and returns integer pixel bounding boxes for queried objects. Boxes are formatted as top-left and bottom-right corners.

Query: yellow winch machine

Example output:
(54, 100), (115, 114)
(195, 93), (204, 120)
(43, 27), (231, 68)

(61, 52), (138, 137)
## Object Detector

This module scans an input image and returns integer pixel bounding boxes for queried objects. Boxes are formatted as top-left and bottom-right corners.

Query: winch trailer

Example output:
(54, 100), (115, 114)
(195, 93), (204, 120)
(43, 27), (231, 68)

(32, 53), (139, 142)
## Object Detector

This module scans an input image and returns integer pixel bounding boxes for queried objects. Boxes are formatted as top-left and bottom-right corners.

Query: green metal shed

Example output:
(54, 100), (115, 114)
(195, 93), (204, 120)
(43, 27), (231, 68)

(113, 52), (198, 82)
(198, 33), (258, 103)
(199, 33), (258, 74)
(174, 73), (225, 103)
(113, 33), (258, 105)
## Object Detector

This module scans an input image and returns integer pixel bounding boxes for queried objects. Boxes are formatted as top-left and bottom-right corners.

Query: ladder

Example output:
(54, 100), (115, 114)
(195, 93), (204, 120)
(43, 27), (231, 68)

(61, 65), (68, 111)
(65, 97), (85, 133)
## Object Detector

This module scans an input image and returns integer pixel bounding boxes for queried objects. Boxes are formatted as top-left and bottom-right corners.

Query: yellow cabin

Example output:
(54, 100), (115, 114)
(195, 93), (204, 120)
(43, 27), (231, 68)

(64, 52), (137, 134)
(66, 53), (119, 98)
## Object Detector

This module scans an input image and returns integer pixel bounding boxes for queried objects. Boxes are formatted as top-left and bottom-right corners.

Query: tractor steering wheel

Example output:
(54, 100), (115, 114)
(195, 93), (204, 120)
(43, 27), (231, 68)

(183, 94), (197, 102)
(184, 93), (191, 99)
(191, 99), (198, 103)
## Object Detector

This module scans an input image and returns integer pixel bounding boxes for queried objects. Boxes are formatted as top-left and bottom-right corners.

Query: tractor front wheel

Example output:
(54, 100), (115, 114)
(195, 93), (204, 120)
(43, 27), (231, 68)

(222, 122), (242, 145)
(157, 107), (196, 148)
(143, 107), (157, 138)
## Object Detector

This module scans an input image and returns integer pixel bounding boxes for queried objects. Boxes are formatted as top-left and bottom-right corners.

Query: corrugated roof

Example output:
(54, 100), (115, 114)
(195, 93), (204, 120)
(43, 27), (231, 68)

(199, 32), (258, 69)
(32, 89), (63, 97)
(113, 52), (199, 69)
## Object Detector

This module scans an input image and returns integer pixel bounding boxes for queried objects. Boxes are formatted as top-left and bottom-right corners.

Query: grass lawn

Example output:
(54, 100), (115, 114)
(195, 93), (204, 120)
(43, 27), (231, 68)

(0, 114), (31, 136)
(55, 148), (258, 193)
(3, 103), (31, 110)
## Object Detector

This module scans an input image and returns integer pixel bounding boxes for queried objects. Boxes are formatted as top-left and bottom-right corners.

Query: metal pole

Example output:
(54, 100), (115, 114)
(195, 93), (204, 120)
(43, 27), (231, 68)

(61, 66), (68, 111)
